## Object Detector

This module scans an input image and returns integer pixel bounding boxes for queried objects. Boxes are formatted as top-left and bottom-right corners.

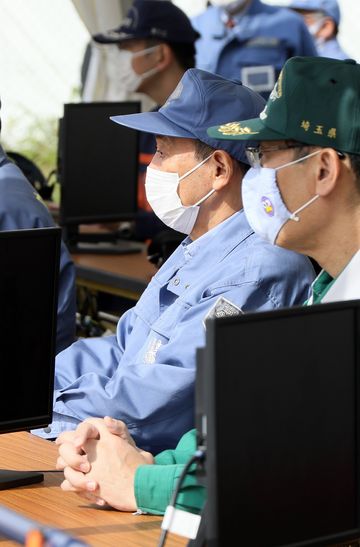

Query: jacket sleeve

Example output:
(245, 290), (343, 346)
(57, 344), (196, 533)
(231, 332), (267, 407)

(135, 429), (206, 515)
(51, 280), (282, 453)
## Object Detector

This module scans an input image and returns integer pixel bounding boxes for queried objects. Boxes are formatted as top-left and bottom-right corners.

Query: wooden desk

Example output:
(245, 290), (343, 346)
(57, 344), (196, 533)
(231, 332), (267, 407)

(72, 250), (157, 301)
(0, 432), (186, 546)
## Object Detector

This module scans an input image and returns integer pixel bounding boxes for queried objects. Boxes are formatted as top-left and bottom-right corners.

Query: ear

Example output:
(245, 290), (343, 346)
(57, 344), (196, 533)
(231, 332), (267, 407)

(317, 17), (336, 40)
(314, 148), (342, 197)
(153, 43), (172, 71)
(210, 150), (234, 191)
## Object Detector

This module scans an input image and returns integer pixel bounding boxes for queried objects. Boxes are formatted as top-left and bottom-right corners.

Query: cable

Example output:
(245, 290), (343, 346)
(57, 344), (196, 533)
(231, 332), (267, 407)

(157, 449), (205, 547)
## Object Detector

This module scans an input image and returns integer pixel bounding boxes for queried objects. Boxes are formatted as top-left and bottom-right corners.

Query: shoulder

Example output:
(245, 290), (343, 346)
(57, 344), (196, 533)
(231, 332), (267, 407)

(246, 234), (313, 275)
(192, 6), (219, 28)
(0, 167), (54, 229)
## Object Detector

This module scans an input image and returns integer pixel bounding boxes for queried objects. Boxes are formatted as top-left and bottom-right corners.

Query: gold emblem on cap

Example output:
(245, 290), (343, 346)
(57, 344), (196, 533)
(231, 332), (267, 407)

(314, 125), (324, 135)
(327, 128), (337, 139)
(217, 122), (259, 136)
(301, 120), (310, 132)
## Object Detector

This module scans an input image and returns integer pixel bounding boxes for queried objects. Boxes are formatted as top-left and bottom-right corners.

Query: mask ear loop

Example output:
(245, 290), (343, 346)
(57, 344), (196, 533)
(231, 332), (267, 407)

(277, 149), (321, 221)
(179, 153), (214, 181)
(178, 153), (215, 207)
(290, 194), (320, 221)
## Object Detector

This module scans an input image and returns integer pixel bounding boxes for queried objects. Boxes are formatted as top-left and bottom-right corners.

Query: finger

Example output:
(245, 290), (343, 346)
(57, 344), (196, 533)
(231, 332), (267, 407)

(103, 416), (136, 446)
(58, 442), (90, 472)
(72, 422), (101, 449)
(55, 430), (78, 445)
(76, 491), (108, 507)
(56, 455), (67, 471)
(63, 466), (99, 493)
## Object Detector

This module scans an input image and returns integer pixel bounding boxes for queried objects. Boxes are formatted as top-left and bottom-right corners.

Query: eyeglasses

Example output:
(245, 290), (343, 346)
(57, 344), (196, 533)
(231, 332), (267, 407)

(245, 144), (346, 168)
(245, 144), (307, 168)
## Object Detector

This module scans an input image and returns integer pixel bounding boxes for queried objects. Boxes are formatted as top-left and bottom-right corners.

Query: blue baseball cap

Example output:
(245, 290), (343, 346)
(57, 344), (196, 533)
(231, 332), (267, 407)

(111, 69), (266, 164)
(285, 0), (340, 25)
(93, 0), (199, 45)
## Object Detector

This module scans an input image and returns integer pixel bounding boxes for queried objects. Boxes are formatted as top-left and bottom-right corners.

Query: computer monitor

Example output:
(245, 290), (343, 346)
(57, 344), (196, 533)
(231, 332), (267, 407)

(199, 300), (360, 546)
(58, 101), (142, 254)
(0, 227), (60, 489)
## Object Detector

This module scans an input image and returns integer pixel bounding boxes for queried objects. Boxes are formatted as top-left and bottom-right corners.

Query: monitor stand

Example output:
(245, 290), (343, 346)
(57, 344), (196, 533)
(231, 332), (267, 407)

(0, 470), (43, 490)
(63, 225), (143, 255)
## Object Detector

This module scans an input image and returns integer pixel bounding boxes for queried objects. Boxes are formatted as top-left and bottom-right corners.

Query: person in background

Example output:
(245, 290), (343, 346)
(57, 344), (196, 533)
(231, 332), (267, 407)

(0, 102), (76, 354)
(93, 0), (199, 241)
(191, 0), (317, 99)
(285, 0), (348, 59)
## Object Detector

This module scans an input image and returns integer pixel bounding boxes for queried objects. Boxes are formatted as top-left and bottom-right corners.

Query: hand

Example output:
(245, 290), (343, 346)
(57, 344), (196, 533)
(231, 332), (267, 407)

(56, 417), (154, 511)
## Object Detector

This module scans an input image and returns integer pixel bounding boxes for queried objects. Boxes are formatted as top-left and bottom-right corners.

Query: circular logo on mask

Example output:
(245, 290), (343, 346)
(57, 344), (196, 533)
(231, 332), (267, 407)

(261, 196), (274, 216)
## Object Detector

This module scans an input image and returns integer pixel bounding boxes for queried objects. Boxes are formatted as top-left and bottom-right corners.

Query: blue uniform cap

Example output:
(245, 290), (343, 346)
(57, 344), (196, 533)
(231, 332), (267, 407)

(93, 0), (199, 45)
(111, 68), (266, 164)
(285, 0), (340, 25)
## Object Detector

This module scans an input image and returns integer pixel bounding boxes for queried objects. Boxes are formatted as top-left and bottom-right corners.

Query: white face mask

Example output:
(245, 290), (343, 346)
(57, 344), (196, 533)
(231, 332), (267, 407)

(145, 154), (215, 234)
(242, 150), (320, 245)
(307, 17), (325, 38)
(107, 45), (160, 94)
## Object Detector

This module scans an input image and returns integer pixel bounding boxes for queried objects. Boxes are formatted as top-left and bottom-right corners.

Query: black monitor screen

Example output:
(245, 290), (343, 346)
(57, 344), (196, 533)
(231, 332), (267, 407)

(59, 101), (140, 225)
(203, 301), (360, 546)
(0, 228), (60, 433)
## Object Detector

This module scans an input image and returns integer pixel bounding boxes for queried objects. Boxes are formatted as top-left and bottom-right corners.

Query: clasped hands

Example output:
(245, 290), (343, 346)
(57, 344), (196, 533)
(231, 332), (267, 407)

(55, 416), (154, 512)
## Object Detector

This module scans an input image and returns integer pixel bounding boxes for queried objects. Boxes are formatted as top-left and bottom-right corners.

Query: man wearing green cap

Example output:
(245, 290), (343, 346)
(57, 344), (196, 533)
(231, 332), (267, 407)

(208, 56), (360, 303)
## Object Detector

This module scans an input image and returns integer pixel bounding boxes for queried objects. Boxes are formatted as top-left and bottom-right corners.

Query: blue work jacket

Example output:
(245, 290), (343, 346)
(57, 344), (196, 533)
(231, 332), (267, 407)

(38, 211), (314, 453)
(192, 0), (317, 97)
(0, 145), (76, 354)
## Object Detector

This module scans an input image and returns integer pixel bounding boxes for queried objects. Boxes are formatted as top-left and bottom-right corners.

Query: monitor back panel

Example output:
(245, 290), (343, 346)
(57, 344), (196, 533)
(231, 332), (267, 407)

(0, 228), (60, 432)
(204, 301), (360, 546)
(59, 101), (140, 225)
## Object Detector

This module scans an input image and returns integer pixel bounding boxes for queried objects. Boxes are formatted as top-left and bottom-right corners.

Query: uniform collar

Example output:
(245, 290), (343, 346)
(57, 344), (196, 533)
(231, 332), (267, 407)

(181, 209), (252, 261)
(308, 270), (334, 305)
(154, 210), (253, 286)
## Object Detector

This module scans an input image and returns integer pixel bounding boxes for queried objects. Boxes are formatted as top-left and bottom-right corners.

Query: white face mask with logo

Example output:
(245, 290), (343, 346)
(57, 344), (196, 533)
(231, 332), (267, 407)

(145, 154), (215, 234)
(242, 150), (320, 245)
(107, 45), (160, 94)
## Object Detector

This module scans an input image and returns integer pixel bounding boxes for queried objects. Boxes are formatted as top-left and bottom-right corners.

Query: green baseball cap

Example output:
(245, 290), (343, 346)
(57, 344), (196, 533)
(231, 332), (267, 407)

(207, 56), (360, 156)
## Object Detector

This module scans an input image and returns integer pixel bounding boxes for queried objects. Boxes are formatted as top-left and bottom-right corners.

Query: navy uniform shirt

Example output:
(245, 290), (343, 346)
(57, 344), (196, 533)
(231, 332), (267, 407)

(192, 0), (317, 98)
(0, 145), (76, 353)
(34, 211), (315, 453)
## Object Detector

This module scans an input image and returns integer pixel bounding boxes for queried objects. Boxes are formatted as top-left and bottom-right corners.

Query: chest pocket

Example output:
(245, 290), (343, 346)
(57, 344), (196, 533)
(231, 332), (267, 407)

(134, 275), (191, 339)
(222, 37), (288, 73)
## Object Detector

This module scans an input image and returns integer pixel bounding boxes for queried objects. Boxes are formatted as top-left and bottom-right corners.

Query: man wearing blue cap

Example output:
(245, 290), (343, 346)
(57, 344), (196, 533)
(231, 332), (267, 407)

(191, 0), (317, 99)
(43, 70), (314, 473)
(0, 102), (76, 355)
(93, 0), (199, 239)
(284, 0), (348, 59)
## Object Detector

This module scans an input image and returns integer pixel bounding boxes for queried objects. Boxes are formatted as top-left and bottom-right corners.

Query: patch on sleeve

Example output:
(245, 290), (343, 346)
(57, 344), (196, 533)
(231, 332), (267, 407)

(203, 296), (243, 329)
